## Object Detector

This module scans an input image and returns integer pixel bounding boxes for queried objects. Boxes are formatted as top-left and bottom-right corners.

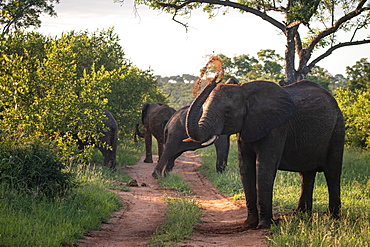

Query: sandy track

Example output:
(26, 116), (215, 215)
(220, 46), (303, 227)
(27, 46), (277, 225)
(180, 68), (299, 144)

(77, 152), (267, 247)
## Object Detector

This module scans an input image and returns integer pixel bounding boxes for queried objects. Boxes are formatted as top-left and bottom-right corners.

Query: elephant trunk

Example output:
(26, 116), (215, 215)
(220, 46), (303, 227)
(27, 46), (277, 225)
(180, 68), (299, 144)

(186, 80), (217, 142)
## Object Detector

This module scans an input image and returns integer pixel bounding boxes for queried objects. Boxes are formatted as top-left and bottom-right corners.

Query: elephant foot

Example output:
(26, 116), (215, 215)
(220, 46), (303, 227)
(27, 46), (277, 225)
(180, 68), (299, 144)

(257, 218), (279, 229)
(294, 206), (312, 216)
(152, 171), (159, 179)
(244, 215), (259, 229)
(144, 158), (153, 163)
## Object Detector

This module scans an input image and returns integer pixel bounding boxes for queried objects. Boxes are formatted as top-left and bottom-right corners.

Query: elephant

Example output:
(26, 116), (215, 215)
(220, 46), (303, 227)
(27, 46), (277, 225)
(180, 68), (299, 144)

(185, 79), (345, 229)
(151, 105), (230, 178)
(77, 109), (118, 169)
(152, 77), (238, 178)
(136, 102), (176, 163)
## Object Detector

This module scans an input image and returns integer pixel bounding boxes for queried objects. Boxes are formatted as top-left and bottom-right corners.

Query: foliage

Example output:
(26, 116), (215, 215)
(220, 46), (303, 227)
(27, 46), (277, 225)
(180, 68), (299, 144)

(0, 138), (142, 246)
(131, 0), (370, 84)
(0, 28), (166, 154)
(197, 143), (369, 246)
(0, 30), (112, 159)
(0, 0), (59, 38)
(218, 50), (285, 83)
(108, 65), (166, 136)
(335, 88), (370, 148)
(0, 137), (74, 198)
(306, 66), (332, 90)
(157, 76), (195, 109)
(346, 58), (370, 91)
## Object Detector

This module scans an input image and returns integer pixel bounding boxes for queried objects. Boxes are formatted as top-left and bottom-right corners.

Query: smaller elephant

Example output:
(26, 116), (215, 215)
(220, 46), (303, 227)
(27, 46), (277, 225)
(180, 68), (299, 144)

(78, 109), (118, 169)
(136, 102), (176, 163)
(152, 105), (230, 178)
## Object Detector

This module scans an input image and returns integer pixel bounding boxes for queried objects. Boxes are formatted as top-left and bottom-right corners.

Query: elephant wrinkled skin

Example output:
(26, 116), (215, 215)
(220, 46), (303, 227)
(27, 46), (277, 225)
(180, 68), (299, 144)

(137, 102), (176, 163)
(186, 79), (345, 229)
(152, 105), (230, 178)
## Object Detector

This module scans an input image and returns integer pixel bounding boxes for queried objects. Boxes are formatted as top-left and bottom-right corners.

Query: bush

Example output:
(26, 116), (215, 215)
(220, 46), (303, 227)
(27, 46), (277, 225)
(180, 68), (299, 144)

(0, 138), (75, 198)
(335, 88), (370, 148)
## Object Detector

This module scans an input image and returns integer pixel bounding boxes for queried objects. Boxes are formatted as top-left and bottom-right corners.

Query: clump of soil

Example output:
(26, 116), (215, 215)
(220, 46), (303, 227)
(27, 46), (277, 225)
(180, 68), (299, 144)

(193, 55), (224, 96)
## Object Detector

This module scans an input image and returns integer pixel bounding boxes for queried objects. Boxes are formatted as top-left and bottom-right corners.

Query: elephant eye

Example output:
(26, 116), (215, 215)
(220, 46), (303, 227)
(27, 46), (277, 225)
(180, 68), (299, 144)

(224, 107), (231, 116)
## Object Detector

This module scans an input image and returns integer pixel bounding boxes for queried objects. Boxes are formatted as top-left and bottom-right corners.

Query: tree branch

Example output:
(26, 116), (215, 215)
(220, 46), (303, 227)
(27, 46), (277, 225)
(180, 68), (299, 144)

(305, 0), (369, 54)
(156, 0), (286, 31)
(307, 39), (370, 73)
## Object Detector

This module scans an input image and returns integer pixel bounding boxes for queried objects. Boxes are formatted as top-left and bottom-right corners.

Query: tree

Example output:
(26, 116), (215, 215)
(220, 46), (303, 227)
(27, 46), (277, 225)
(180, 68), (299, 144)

(218, 50), (284, 82)
(0, 0), (59, 38)
(346, 57), (370, 91)
(129, 0), (370, 84)
(335, 88), (370, 148)
(306, 65), (332, 90)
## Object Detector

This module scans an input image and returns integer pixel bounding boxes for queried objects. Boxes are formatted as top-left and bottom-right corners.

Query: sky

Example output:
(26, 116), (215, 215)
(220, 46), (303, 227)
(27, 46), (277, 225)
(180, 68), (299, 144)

(35, 0), (370, 77)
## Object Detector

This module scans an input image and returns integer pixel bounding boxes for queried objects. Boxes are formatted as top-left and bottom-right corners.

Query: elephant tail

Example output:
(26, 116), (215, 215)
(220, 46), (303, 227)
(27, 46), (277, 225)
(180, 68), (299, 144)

(135, 123), (145, 139)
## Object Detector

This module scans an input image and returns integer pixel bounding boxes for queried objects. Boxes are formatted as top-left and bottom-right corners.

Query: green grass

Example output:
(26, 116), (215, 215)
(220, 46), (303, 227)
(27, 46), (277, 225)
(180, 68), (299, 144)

(149, 173), (201, 247)
(149, 197), (202, 247)
(0, 139), (144, 247)
(0, 184), (120, 246)
(196, 141), (370, 246)
(158, 173), (193, 195)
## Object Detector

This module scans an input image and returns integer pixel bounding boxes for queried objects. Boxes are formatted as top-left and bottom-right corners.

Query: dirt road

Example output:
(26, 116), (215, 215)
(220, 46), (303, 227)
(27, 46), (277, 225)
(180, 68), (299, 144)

(78, 151), (267, 247)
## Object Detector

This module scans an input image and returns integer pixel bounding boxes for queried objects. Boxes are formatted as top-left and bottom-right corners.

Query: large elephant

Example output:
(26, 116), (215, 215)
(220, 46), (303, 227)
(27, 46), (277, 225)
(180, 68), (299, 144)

(185, 79), (345, 229)
(137, 102), (176, 163)
(152, 105), (230, 178)
(78, 109), (118, 169)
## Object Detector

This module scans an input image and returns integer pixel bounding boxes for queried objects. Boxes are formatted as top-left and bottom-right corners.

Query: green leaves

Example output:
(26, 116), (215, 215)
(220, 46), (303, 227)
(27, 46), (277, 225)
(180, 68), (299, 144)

(218, 50), (284, 82)
(0, 0), (60, 38)
(335, 88), (370, 148)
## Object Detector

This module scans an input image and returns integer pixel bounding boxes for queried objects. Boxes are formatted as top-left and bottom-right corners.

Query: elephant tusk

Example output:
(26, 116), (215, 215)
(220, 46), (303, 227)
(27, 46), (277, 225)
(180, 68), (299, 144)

(201, 135), (218, 146)
(183, 137), (195, 142)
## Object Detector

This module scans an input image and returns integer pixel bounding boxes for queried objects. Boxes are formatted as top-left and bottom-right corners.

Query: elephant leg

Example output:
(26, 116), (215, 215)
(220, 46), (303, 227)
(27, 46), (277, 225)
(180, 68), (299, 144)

(324, 130), (344, 218)
(296, 171), (316, 213)
(324, 171), (341, 218)
(144, 131), (153, 163)
(256, 160), (277, 229)
(152, 151), (181, 178)
(238, 141), (258, 229)
(157, 141), (164, 161)
(214, 135), (230, 173)
(98, 147), (116, 169)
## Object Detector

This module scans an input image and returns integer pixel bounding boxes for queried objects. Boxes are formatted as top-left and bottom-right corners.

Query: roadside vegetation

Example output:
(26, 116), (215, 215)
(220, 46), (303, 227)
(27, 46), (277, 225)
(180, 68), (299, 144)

(197, 140), (370, 246)
(0, 140), (143, 246)
(149, 173), (201, 246)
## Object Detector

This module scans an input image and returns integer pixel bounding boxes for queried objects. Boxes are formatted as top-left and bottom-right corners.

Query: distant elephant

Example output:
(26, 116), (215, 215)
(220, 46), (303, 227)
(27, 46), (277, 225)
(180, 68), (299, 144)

(185, 79), (345, 229)
(78, 109), (118, 169)
(152, 105), (230, 178)
(136, 102), (176, 163)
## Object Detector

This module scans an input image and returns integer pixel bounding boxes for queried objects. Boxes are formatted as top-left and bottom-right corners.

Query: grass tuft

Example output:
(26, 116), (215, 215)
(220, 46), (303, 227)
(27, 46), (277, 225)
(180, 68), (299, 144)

(158, 173), (192, 195)
(149, 197), (202, 247)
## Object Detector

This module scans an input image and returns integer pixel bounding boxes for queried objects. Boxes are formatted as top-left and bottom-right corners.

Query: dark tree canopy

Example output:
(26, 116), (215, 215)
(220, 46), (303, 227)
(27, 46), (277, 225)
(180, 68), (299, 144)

(127, 0), (370, 84)
(0, 0), (59, 37)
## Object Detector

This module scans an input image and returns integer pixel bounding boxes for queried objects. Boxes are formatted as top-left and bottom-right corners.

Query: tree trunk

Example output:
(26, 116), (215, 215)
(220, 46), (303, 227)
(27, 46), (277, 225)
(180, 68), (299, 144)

(283, 26), (300, 85)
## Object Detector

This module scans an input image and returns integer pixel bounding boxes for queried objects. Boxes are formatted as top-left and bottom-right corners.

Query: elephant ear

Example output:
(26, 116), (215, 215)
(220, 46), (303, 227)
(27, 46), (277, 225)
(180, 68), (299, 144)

(241, 81), (296, 142)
